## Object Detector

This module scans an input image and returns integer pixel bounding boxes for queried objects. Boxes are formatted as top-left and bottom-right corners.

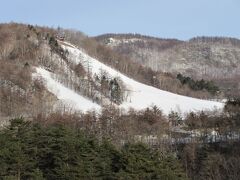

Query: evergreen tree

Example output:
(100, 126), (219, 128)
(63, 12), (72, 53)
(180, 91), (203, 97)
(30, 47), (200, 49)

(109, 78), (122, 104)
(0, 118), (187, 180)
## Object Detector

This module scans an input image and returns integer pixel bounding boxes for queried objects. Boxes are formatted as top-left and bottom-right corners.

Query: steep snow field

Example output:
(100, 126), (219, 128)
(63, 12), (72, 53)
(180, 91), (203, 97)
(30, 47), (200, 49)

(61, 42), (224, 115)
(34, 67), (101, 112)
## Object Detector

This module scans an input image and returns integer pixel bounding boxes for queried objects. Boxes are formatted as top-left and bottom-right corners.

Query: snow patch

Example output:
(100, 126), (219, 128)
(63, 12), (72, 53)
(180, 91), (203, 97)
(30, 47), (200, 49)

(107, 38), (145, 46)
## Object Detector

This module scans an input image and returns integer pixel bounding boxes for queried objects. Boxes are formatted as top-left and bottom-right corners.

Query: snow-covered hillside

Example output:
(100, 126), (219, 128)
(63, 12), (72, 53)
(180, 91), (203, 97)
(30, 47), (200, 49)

(34, 40), (223, 114)
(34, 67), (101, 112)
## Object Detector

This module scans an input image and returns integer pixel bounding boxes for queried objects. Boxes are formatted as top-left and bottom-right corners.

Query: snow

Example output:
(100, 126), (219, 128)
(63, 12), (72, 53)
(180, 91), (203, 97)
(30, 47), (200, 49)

(106, 37), (145, 47)
(34, 67), (101, 112)
(62, 42), (224, 115)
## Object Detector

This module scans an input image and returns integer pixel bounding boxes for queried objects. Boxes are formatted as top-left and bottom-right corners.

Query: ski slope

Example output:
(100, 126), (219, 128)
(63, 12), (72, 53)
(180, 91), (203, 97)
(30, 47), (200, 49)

(62, 42), (224, 115)
(34, 67), (101, 112)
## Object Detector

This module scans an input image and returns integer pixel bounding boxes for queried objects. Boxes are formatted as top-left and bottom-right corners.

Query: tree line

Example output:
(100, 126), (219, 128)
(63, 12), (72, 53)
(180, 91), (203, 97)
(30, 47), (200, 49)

(0, 98), (239, 179)
(0, 118), (186, 180)
(177, 73), (219, 95)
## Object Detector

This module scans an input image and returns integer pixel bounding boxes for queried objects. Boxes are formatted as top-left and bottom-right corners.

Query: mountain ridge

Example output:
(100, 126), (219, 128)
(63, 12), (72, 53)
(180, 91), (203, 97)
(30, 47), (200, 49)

(95, 34), (240, 97)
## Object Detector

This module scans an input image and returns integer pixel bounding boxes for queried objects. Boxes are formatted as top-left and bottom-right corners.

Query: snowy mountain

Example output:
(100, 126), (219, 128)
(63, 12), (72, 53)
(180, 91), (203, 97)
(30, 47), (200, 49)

(34, 41), (223, 115)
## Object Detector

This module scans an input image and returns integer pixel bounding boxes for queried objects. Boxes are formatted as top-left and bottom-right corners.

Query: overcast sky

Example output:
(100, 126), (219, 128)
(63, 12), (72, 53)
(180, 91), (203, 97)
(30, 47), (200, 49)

(1, 0), (239, 40)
